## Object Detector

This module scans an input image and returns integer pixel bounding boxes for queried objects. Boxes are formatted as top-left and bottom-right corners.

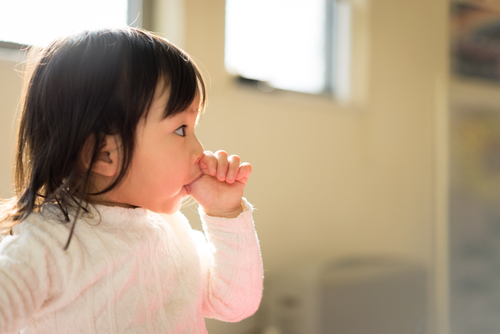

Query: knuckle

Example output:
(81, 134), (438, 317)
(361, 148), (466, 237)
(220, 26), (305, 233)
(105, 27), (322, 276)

(215, 150), (228, 157)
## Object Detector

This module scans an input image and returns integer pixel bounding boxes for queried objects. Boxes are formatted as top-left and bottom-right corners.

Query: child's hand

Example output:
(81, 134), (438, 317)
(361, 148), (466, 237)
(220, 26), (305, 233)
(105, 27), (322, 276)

(189, 150), (252, 218)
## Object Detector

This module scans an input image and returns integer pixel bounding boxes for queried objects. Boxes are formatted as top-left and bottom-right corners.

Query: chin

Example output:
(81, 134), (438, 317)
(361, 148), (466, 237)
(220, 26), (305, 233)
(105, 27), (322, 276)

(161, 200), (183, 215)
(145, 192), (185, 215)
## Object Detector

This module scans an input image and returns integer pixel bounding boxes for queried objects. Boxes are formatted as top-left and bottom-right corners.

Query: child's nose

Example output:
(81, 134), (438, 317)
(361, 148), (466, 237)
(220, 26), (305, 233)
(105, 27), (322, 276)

(192, 137), (204, 164)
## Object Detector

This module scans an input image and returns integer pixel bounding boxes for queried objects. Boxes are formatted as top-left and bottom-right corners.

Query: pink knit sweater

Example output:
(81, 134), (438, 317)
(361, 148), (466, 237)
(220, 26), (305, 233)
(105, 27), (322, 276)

(0, 199), (263, 333)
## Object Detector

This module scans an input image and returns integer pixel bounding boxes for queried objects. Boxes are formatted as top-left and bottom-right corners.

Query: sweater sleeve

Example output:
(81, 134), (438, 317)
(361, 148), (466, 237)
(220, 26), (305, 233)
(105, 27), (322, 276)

(0, 218), (68, 334)
(197, 198), (263, 322)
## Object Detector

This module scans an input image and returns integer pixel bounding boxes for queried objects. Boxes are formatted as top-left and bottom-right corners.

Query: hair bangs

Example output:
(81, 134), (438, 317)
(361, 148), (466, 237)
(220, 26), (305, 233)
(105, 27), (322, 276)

(154, 40), (206, 119)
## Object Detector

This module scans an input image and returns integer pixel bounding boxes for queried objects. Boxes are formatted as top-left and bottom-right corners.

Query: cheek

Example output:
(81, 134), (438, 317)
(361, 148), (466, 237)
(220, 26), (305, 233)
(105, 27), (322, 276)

(124, 151), (163, 189)
(128, 139), (191, 189)
(137, 154), (186, 188)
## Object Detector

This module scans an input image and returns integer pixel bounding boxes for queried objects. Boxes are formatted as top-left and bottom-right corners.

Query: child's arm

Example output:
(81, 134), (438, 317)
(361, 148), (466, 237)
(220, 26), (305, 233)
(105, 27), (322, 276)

(196, 199), (262, 322)
(190, 150), (263, 322)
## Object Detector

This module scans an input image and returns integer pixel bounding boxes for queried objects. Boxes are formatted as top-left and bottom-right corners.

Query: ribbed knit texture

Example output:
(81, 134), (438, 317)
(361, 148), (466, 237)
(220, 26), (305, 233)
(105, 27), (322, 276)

(0, 199), (263, 333)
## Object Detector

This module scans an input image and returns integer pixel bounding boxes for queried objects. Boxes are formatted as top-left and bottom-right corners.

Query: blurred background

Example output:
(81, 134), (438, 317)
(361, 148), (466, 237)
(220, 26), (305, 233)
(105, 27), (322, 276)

(1, 0), (498, 333)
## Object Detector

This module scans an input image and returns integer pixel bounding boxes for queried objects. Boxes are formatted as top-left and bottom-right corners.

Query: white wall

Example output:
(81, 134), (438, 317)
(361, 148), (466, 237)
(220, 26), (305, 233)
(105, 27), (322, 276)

(0, 0), (450, 332)
(171, 0), (449, 332)
(0, 52), (23, 199)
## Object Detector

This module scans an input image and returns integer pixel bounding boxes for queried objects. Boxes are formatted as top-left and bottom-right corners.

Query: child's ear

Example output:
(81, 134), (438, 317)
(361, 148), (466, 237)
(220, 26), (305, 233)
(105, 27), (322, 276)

(81, 135), (120, 177)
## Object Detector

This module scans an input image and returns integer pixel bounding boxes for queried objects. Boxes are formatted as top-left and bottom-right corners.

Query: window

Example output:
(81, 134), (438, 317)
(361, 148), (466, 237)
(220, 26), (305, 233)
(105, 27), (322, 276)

(0, 0), (148, 47)
(225, 0), (351, 96)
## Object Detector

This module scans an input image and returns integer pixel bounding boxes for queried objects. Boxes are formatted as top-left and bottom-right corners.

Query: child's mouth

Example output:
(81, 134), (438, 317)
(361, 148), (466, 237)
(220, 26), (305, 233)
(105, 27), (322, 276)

(184, 173), (204, 195)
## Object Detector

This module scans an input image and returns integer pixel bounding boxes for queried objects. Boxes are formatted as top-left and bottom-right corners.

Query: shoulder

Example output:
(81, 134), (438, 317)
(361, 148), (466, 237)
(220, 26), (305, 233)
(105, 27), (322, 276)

(20, 209), (68, 235)
(1, 209), (80, 282)
(0, 211), (76, 308)
(1, 209), (72, 254)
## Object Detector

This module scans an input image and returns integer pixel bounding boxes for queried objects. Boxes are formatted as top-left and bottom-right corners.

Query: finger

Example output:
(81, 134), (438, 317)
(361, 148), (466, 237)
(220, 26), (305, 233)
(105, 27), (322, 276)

(226, 155), (242, 184)
(215, 150), (229, 181)
(235, 162), (252, 184)
(199, 151), (217, 176)
(198, 152), (208, 169)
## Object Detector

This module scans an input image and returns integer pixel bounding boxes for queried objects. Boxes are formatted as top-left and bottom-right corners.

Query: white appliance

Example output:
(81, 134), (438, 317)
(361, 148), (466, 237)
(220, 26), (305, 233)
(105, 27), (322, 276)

(262, 257), (427, 334)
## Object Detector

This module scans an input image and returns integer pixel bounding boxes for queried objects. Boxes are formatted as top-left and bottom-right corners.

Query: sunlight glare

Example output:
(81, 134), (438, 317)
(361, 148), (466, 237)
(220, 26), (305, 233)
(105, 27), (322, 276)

(0, 0), (128, 46)
(225, 0), (326, 94)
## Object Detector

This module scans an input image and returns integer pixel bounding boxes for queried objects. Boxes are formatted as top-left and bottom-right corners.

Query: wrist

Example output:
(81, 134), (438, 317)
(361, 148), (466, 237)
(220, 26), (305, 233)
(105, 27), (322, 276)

(202, 201), (245, 218)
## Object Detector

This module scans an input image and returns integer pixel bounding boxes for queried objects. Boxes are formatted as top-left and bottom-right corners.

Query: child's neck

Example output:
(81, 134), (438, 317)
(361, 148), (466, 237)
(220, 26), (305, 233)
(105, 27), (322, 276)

(88, 198), (138, 209)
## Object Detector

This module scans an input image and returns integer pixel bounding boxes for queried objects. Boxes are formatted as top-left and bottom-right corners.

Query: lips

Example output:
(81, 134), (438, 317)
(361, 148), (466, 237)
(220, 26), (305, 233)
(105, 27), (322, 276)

(184, 173), (204, 195)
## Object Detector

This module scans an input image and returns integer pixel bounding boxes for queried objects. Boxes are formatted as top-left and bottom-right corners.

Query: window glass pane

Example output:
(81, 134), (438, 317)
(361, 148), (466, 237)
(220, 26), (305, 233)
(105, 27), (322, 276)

(0, 0), (128, 47)
(225, 0), (327, 94)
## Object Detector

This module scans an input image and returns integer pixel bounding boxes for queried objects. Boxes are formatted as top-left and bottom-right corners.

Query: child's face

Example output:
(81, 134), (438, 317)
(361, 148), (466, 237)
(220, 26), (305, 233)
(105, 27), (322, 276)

(110, 86), (204, 214)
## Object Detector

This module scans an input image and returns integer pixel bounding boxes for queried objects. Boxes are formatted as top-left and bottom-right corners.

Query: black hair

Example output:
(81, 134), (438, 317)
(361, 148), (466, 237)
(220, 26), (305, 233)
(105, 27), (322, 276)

(1, 27), (206, 249)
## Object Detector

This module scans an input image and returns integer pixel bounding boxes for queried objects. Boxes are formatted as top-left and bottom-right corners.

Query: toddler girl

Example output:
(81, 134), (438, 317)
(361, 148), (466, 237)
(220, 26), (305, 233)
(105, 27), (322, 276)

(0, 27), (263, 333)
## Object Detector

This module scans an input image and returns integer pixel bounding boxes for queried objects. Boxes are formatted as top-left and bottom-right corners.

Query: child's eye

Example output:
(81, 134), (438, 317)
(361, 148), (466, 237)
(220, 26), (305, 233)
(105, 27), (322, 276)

(174, 125), (187, 137)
